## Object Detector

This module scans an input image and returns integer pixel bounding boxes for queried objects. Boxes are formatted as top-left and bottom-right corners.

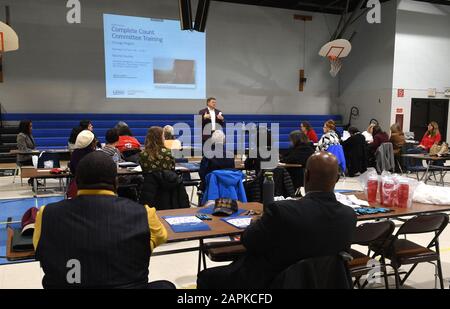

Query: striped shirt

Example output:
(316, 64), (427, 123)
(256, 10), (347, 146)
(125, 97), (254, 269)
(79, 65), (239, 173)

(317, 130), (340, 151)
(99, 145), (124, 163)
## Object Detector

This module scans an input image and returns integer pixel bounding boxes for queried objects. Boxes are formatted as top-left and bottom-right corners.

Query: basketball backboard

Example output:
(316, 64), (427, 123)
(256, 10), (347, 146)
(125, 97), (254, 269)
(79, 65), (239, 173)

(0, 21), (19, 52)
(319, 39), (352, 58)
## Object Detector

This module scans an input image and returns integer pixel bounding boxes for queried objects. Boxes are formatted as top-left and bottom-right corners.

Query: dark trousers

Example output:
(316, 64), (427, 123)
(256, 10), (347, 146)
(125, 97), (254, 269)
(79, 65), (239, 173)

(148, 280), (176, 289)
(406, 147), (428, 169)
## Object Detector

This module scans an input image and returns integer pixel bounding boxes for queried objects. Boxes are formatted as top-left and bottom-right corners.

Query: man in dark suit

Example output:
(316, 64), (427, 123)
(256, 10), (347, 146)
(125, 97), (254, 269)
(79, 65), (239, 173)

(197, 151), (357, 289)
(198, 97), (225, 143)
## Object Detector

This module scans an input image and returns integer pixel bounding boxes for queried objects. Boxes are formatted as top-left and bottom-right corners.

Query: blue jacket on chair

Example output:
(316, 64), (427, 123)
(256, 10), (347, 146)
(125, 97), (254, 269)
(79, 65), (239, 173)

(201, 170), (247, 205)
(327, 144), (347, 173)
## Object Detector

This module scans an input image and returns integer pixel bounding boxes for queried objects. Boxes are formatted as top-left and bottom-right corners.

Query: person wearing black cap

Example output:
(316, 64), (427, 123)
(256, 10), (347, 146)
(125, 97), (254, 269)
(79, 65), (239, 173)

(33, 151), (173, 289)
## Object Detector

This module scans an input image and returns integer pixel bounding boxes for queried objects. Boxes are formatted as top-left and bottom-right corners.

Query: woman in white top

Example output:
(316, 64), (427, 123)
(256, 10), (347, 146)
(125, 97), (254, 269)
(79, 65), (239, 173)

(317, 120), (340, 151)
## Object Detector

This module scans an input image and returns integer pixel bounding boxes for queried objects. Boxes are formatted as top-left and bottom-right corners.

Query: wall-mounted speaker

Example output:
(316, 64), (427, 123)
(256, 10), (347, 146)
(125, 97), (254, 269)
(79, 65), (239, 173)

(194, 0), (210, 32)
(178, 0), (192, 30)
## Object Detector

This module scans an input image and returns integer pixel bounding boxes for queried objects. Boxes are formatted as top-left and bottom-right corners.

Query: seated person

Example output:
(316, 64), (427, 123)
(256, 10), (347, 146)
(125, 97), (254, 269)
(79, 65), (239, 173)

(341, 127), (368, 177)
(406, 121), (442, 168)
(199, 130), (235, 186)
(100, 129), (124, 163)
(140, 126), (175, 172)
(115, 121), (142, 152)
(17, 120), (38, 186)
(368, 125), (389, 155)
(16, 120), (36, 167)
(163, 125), (182, 150)
(197, 152), (357, 289)
(67, 130), (97, 198)
(68, 120), (100, 150)
(69, 130), (97, 174)
(317, 120), (340, 151)
(33, 151), (172, 289)
(389, 123), (406, 156)
(300, 121), (318, 143)
(362, 123), (375, 143)
(280, 130), (314, 189)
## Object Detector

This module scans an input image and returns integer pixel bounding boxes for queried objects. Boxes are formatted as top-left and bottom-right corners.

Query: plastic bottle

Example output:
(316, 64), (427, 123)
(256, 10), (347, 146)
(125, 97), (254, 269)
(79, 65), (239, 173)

(367, 175), (378, 205)
(262, 171), (274, 213)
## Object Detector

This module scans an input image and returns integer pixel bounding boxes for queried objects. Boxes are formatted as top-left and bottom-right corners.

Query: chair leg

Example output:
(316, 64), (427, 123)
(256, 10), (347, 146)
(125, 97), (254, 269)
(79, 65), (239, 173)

(391, 261), (401, 289)
(13, 166), (18, 183)
(400, 262), (419, 286)
(436, 259), (445, 289)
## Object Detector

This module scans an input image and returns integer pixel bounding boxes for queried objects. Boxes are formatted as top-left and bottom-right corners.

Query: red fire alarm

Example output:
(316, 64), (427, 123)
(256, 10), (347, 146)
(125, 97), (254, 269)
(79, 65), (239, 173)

(397, 89), (404, 97)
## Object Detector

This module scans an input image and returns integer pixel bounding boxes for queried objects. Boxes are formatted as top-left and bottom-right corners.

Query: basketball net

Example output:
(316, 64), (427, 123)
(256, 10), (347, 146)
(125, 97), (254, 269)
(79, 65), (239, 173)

(328, 55), (342, 77)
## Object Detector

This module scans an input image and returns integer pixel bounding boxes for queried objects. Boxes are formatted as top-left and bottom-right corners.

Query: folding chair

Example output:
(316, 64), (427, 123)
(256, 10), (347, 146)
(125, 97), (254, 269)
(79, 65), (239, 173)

(348, 221), (395, 289)
(370, 213), (449, 289)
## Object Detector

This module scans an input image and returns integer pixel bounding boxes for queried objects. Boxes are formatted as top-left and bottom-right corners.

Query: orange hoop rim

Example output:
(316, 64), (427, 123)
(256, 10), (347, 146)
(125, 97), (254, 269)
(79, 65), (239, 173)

(328, 55), (340, 61)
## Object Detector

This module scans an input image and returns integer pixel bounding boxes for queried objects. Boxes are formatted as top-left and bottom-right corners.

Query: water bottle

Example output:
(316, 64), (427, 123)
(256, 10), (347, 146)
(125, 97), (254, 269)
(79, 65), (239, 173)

(262, 171), (274, 213)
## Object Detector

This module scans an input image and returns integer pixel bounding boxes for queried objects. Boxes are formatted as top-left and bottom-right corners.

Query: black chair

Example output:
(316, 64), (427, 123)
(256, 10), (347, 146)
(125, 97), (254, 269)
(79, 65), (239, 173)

(176, 158), (201, 206)
(37, 152), (62, 191)
(348, 221), (395, 289)
(199, 240), (246, 273)
(37, 152), (61, 168)
(270, 252), (353, 289)
(122, 149), (141, 164)
(370, 213), (449, 289)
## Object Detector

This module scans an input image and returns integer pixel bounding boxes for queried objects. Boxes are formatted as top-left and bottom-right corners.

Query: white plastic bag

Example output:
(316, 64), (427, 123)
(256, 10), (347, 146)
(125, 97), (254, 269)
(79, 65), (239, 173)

(32, 155), (38, 168)
(358, 168), (379, 204)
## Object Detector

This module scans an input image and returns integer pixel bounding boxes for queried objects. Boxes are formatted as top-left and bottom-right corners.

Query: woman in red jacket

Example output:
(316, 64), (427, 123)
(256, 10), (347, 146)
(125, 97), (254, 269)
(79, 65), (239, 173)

(418, 121), (441, 151)
(406, 121), (442, 168)
(300, 121), (318, 143)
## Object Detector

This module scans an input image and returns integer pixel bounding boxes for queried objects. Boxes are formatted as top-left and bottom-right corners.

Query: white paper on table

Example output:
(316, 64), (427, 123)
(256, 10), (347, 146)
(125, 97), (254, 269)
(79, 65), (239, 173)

(130, 165), (142, 172)
(225, 218), (252, 229)
(348, 195), (370, 207)
(335, 193), (359, 209)
(164, 216), (203, 226)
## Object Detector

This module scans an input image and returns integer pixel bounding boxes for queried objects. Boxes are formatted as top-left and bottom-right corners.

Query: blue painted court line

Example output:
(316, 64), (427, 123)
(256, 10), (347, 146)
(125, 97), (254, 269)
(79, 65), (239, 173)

(0, 196), (64, 224)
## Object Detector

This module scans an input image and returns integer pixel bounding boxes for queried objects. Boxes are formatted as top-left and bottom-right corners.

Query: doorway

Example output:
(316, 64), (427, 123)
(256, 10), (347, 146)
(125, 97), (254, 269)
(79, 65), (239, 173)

(410, 98), (449, 142)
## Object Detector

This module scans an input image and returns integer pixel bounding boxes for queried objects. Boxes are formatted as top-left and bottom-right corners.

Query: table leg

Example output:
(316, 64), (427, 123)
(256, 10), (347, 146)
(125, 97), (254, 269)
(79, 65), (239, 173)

(33, 178), (38, 198)
(421, 160), (432, 183)
(197, 239), (203, 274)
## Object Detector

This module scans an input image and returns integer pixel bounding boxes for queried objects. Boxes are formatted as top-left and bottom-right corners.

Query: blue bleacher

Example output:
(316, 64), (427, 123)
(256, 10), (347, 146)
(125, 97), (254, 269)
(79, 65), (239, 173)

(3, 114), (343, 150)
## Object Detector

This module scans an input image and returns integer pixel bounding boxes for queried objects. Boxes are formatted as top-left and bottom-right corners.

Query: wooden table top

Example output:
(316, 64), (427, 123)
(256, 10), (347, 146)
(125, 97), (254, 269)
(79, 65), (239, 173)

(401, 153), (450, 161)
(157, 202), (262, 243)
(157, 194), (450, 242)
(10, 149), (71, 155)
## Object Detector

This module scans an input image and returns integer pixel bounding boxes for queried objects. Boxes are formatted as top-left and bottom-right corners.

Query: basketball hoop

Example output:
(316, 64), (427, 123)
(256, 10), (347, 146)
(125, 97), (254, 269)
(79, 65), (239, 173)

(328, 55), (342, 77)
(319, 39), (351, 78)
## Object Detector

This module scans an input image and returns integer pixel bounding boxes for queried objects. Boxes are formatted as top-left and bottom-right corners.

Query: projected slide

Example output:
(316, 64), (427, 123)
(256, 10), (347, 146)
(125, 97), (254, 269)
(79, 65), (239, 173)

(103, 14), (206, 99)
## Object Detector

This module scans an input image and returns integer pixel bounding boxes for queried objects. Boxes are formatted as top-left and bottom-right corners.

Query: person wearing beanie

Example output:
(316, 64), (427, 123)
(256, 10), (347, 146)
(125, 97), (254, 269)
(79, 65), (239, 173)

(33, 152), (172, 289)
(67, 130), (98, 198)
(69, 130), (97, 175)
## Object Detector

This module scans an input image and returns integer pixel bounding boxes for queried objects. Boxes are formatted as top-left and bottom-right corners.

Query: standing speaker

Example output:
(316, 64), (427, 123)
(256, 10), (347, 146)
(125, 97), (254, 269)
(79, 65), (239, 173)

(179, 0), (192, 30)
(194, 0), (210, 32)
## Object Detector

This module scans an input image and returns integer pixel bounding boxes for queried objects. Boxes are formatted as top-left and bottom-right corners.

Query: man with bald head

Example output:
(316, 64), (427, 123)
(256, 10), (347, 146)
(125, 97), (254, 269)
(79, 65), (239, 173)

(197, 151), (356, 289)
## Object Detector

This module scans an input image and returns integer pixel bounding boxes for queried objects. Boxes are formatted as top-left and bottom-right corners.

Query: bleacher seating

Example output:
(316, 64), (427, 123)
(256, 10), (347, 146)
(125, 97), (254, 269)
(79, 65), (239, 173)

(2, 114), (343, 151)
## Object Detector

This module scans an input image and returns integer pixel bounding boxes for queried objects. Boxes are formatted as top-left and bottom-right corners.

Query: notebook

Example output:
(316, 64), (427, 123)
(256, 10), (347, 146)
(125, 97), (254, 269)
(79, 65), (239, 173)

(162, 215), (211, 233)
(221, 216), (253, 229)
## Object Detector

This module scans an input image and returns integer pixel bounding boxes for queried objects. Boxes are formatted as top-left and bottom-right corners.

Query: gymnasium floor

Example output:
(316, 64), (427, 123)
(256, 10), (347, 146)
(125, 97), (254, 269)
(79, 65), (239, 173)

(0, 163), (449, 289)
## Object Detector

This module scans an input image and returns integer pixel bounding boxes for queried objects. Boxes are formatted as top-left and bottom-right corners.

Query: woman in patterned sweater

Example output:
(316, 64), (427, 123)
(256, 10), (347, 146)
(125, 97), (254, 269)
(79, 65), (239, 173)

(317, 119), (340, 151)
(139, 126), (175, 172)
